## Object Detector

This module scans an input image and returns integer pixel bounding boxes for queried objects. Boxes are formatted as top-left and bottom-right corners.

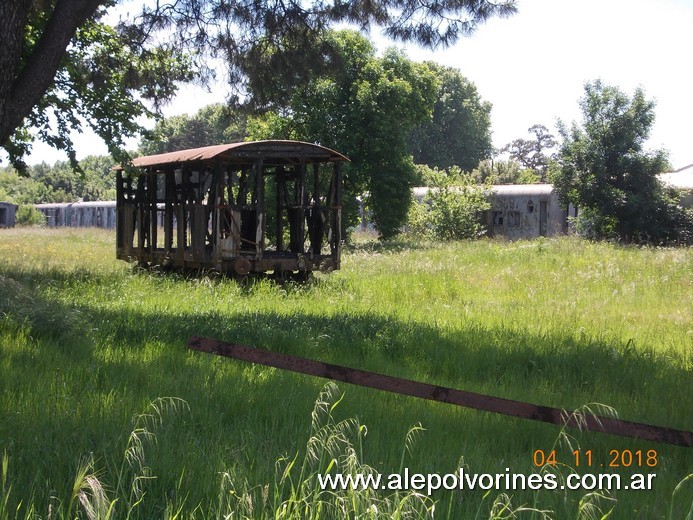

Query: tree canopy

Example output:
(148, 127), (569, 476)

(0, 0), (193, 171)
(501, 124), (557, 181)
(470, 159), (539, 185)
(0, 0), (516, 170)
(555, 80), (691, 244)
(246, 30), (438, 239)
(139, 104), (246, 156)
(407, 63), (493, 172)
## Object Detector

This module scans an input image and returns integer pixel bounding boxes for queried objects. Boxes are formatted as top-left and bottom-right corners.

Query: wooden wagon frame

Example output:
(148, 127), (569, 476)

(115, 140), (348, 278)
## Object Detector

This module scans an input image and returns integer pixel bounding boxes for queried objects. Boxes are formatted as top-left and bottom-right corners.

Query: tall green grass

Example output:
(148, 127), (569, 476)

(0, 228), (691, 518)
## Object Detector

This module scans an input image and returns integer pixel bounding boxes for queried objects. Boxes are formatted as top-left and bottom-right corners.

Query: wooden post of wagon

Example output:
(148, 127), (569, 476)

(310, 163), (322, 255)
(333, 161), (343, 268)
(164, 168), (174, 253)
(255, 157), (264, 259)
(275, 166), (284, 252)
(212, 160), (223, 269)
(177, 167), (188, 265)
(136, 171), (146, 256)
(297, 159), (307, 252)
(149, 171), (158, 255)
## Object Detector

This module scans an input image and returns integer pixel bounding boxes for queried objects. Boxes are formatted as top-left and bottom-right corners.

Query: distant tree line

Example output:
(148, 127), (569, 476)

(2, 30), (498, 240)
(2, 43), (689, 243)
(0, 155), (116, 204)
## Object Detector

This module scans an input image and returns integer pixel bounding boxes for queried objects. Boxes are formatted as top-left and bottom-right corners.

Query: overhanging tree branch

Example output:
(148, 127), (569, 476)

(1, 0), (516, 168)
(1, 0), (105, 146)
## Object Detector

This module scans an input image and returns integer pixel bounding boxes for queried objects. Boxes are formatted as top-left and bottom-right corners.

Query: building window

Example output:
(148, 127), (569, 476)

(527, 200), (534, 213)
(493, 211), (504, 226)
(507, 211), (521, 227)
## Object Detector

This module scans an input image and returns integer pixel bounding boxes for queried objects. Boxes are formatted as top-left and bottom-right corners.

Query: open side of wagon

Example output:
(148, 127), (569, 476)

(116, 140), (348, 278)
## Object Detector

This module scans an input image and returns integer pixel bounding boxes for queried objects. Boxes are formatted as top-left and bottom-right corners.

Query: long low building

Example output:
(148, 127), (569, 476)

(411, 184), (572, 239)
(484, 184), (569, 239)
(35, 201), (117, 228)
(35, 183), (572, 241)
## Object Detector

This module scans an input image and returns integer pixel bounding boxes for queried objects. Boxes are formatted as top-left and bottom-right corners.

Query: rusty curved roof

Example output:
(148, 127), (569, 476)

(122, 140), (349, 169)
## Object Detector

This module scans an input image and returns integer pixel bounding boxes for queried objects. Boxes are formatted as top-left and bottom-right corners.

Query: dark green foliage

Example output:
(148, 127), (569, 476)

(1, 1), (193, 172)
(471, 159), (540, 185)
(407, 169), (490, 240)
(412, 186), (490, 240)
(0, 155), (116, 203)
(556, 80), (692, 244)
(501, 124), (557, 181)
(15, 205), (46, 226)
(247, 31), (438, 240)
(0, 165), (65, 204)
(407, 63), (493, 172)
(131, 0), (516, 112)
(139, 104), (247, 156)
(1, 0), (515, 170)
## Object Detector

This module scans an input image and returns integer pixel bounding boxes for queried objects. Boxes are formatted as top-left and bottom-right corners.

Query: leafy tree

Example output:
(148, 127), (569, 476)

(0, 155), (116, 203)
(0, 166), (61, 204)
(407, 63), (493, 171)
(1, 0), (515, 170)
(73, 155), (117, 200)
(501, 124), (557, 180)
(414, 164), (457, 187)
(247, 31), (438, 240)
(139, 104), (247, 155)
(472, 159), (539, 185)
(555, 80), (691, 244)
(1, 1), (193, 171)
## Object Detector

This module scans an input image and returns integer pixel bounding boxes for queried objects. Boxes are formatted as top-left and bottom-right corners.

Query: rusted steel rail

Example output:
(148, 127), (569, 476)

(188, 336), (692, 448)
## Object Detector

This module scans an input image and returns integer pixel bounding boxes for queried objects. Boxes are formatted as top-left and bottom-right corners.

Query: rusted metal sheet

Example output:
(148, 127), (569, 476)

(121, 140), (348, 169)
(188, 336), (692, 448)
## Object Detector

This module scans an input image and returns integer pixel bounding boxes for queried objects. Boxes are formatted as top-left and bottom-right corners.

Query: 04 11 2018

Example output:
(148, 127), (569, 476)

(533, 449), (658, 468)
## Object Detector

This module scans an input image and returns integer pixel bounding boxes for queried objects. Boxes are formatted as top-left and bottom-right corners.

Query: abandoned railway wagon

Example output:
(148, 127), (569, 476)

(116, 140), (348, 278)
(485, 184), (567, 239)
(35, 201), (117, 228)
(410, 184), (569, 239)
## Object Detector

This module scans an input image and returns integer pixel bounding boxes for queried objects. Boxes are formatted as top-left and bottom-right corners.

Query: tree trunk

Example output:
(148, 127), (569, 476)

(0, 0), (31, 146)
(0, 0), (104, 147)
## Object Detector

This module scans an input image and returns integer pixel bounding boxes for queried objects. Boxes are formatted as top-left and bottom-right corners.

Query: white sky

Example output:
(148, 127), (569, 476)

(18, 0), (693, 169)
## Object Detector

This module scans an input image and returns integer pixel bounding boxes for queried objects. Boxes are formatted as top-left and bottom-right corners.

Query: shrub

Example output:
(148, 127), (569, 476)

(15, 205), (45, 226)
(427, 184), (490, 240)
(406, 177), (490, 240)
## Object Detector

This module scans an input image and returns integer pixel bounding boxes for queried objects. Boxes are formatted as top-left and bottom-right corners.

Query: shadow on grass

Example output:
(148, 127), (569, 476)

(1, 265), (692, 519)
(2, 264), (691, 432)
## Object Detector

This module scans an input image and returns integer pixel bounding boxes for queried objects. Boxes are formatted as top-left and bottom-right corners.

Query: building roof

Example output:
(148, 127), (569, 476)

(487, 184), (555, 196)
(119, 140), (349, 170)
(658, 166), (693, 190)
(413, 184), (555, 199)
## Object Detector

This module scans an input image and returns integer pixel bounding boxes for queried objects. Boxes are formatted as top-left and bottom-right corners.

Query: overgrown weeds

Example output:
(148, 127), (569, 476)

(0, 230), (690, 518)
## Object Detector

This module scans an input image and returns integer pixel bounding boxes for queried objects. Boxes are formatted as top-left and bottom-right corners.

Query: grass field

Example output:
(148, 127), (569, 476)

(0, 227), (691, 519)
